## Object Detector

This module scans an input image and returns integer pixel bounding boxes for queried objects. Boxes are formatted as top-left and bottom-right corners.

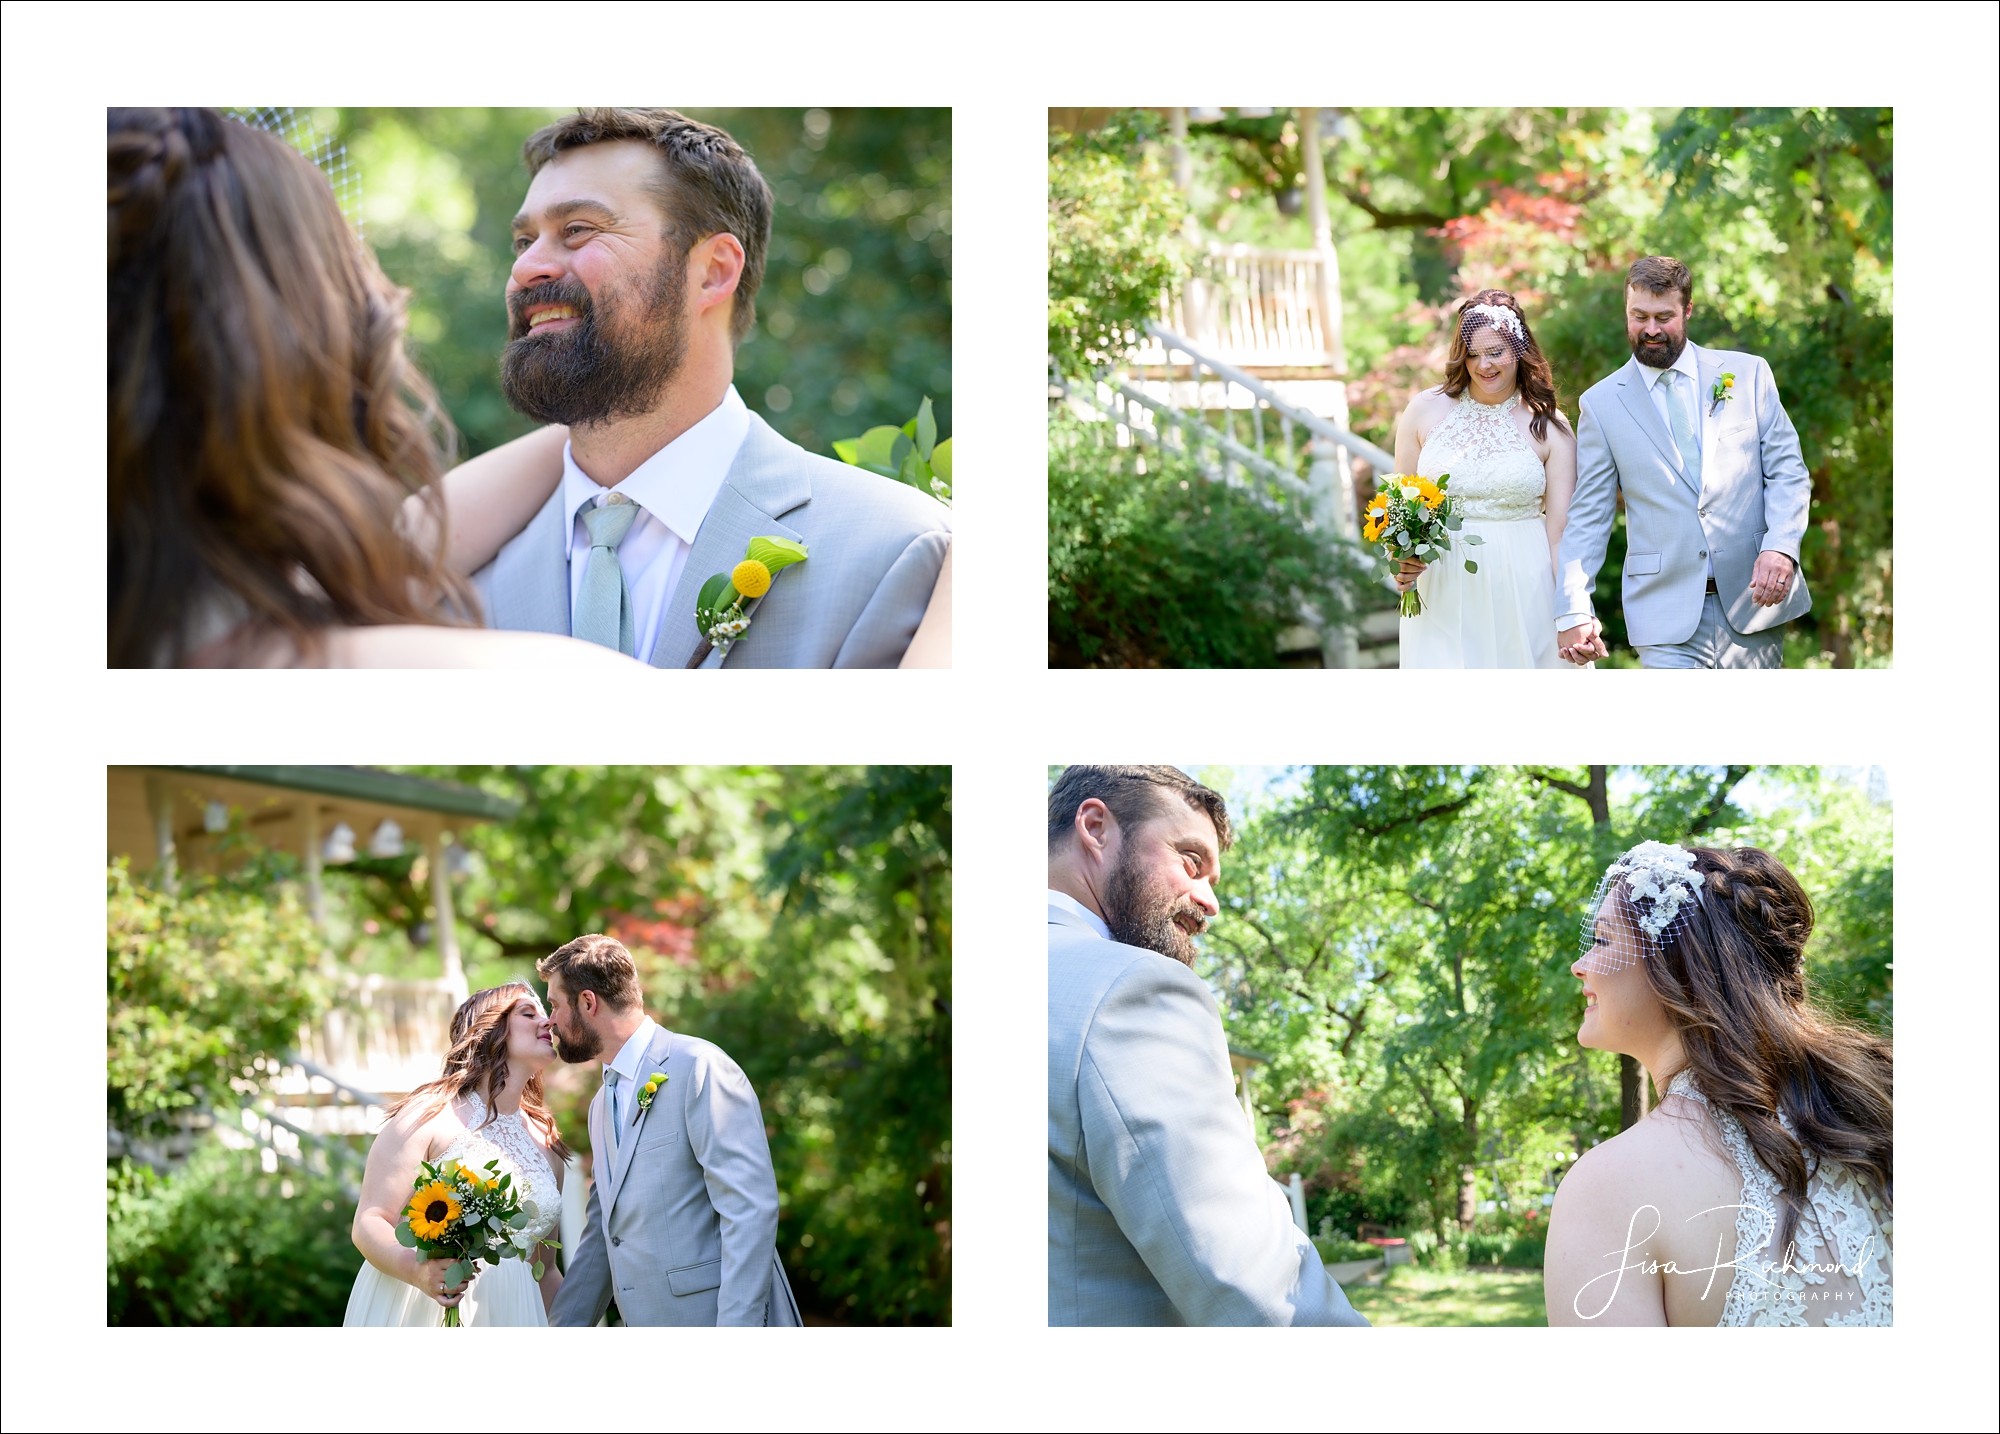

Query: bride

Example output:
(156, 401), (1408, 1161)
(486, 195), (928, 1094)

(1545, 842), (1893, 1326)
(1390, 290), (1579, 668)
(345, 984), (569, 1326)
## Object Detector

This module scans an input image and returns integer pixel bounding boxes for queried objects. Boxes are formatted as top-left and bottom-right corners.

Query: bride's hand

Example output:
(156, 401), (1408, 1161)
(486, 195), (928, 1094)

(413, 1254), (471, 1309)
(1394, 558), (1426, 593)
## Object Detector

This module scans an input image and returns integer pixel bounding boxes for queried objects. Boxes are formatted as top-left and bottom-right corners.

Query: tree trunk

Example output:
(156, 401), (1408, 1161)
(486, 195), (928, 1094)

(1620, 1054), (1646, 1130)
(1457, 1095), (1479, 1228)
(1583, 765), (1610, 825)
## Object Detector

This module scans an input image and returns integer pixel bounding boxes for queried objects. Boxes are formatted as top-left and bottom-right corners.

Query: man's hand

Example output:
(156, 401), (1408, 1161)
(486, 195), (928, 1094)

(1557, 620), (1608, 665)
(1394, 558), (1426, 594)
(1749, 550), (1795, 606)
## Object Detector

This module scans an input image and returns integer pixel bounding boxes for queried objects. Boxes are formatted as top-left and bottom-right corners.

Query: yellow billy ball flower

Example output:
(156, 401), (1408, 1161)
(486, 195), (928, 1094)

(408, 1181), (462, 1239)
(732, 559), (773, 599)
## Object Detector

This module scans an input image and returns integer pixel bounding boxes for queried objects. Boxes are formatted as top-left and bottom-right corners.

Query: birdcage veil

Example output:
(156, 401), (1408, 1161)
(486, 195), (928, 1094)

(1577, 841), (1704, 974)
(230, 107), (362, 237)
(1459, 300), (1527, 356)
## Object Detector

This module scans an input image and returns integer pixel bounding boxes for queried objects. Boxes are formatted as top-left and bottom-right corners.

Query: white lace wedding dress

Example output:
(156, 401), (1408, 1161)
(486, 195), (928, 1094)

(1402, 393), (1569, 668)
(342, 1095), (563, 1327)
(1667, 1072), (1893, 1326)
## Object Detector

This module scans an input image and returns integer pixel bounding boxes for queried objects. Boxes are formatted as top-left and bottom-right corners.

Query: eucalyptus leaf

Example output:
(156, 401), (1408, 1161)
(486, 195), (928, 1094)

(395, 1224), (418, 1249)
(532, 1262), (545, 1281)
(914, 396), (937, 463)
(1464, 534), (1485, 545)
(1465, 559), (1480, 573)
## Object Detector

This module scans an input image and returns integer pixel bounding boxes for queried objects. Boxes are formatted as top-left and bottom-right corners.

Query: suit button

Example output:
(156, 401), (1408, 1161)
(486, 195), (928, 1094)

(611, 1236), (622, 1247)
(1698, 550), (1707, 558)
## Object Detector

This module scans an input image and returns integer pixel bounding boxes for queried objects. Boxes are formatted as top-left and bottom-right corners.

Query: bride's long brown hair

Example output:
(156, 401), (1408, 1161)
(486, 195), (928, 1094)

(108, 107), (476, 666)
(1639, 847), (1892, 1256)
(1441, 288), (1565, 442)
(385, 983), (571, 1163)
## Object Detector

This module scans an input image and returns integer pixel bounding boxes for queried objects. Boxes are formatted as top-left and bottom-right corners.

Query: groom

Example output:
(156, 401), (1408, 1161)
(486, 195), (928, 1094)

(1047, 766), (1367, 1327)
(540, 934), (800, 1326)
(474, 108), (950, 667)
(1556, 256), (1812, 667)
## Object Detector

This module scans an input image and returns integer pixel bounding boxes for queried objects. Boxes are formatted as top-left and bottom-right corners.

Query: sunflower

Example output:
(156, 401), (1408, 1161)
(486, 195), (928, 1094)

(408, 1181), (462, 1239)
(1410, 476), (1445, 509)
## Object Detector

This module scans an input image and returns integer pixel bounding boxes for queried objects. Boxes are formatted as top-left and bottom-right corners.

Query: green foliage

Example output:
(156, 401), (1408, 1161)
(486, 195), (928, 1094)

(1211, 766), (1892, 1242)
(107, 860), (331, 1139)
(1342, 1265), (1548, 1327)
(1048, 111), (1189, 379)
(327, 107), (949, 460)
(109, 1143), (363, 1326)
(1048, 414), (1368, 667)
(836, 396), (951, 505)
(398, 766), (952, 1324)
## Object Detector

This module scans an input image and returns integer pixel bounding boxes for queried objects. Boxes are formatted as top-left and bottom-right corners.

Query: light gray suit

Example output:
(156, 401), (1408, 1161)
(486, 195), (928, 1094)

(473, 412), (951, 668)
(1048, 901), (1367, 1327)
(549, 1024), (800, 1327)
(1560, 344), (1811, 665)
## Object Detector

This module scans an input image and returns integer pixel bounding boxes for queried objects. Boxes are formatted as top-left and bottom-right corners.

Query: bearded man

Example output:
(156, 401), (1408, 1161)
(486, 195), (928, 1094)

(1046, 766), (1367, 1328)
(475, 109), (949, 667)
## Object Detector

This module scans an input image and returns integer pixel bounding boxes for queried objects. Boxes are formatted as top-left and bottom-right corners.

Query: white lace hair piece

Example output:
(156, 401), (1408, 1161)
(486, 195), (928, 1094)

(231, 107), (363, 238)
(1461, 302), (1526, 353)
(1577, 840), (1704, 973)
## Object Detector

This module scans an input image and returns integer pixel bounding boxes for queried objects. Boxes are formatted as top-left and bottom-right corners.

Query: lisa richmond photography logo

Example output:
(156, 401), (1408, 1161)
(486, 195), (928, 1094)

(1573, 1204), (1882, 1320)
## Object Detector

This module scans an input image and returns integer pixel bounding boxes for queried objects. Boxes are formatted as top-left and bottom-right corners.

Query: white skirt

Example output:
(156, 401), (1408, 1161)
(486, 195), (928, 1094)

(1398, 516), (1571, 669)
(342, 1255), (547, 1327)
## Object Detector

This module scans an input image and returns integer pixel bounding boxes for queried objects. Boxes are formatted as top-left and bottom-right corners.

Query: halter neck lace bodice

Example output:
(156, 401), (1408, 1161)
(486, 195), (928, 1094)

(441, 1095), (562, 1246)
(1416, 392), (1547, 521)
(1664, 1071), (1892, 1326)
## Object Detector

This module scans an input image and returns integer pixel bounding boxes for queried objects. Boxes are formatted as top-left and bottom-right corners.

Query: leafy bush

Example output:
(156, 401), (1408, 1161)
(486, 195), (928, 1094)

(1314, 1237), (1385, 1264)
(1048, 416), (1368, 667)
(107, 860), (330, 1139)
(109, 1142), (365, 1325)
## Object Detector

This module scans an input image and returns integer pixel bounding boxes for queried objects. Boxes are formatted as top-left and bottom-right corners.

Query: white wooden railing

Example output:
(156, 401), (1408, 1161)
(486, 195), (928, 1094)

(1136, 245), (1337, 371)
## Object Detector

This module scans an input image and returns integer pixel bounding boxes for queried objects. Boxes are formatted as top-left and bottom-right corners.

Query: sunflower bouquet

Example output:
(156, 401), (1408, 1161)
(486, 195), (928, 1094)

(395, 1155), (554, 1327)
(1362, 472), (1483, 618)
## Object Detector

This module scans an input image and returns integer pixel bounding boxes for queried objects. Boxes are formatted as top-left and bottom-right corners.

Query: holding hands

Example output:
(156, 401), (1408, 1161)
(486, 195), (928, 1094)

(1557, 619), (1608, 666)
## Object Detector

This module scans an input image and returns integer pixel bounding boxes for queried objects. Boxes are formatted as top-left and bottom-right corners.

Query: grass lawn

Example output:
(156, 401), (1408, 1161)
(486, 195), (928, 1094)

(1342, 1265), (1547, 1327)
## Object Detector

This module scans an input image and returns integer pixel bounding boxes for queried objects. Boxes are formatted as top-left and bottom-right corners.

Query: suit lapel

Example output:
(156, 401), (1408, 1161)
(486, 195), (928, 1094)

(1613, 357), (1684, 479)
(647, 415), (814, 668)
(603, 1026), (674, 1215)
(488, 485), (572, 635)
(1694, 345), (1724, 493)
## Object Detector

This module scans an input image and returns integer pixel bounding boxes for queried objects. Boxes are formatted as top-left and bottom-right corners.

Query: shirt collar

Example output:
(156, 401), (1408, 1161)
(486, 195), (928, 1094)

(562, 385), (752, 554)
(1639, 342), (1702, 391)
(1047, 888), (1111, 941)
(607, 1016), (659, 1084)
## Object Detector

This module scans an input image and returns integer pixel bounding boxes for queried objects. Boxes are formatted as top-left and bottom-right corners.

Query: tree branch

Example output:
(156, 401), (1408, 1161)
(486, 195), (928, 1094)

(1337, 183), (1453, 230)
(1686, 765), (1754, 835)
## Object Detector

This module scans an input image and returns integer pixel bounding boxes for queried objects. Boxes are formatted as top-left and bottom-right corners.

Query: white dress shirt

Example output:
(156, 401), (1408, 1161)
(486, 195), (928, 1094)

(1639, 343), (1712, 579)
(603, 1015), (661, 1135)
(1047, 888), (1111, 942)
(564, 385), (752, 662)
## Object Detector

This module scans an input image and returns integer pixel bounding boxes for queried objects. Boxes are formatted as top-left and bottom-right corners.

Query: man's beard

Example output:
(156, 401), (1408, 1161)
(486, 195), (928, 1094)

(1103, 849), (1208, 967)
(500, 253), (688, 426)
(552, 1009), (602, 1064)
(1630, 328), (1686, 369)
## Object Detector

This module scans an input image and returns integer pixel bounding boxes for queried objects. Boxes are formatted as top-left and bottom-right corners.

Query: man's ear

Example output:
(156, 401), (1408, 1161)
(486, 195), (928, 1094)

(1074, 799), (1117, 865)
(579, 988), (599, 1019)
(690, 231), (745, 320)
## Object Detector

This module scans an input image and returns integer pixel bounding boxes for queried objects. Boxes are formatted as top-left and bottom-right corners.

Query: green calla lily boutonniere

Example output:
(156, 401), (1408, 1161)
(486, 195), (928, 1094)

(687, 535), (808, 668)
(633, 1071), (667, 1121)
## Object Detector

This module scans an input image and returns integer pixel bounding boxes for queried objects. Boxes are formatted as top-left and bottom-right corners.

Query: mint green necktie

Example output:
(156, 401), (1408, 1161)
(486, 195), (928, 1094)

(574, 498), (640, 656)
(1658, 369), (1702, 491)
(602, 1067), (622, 1150)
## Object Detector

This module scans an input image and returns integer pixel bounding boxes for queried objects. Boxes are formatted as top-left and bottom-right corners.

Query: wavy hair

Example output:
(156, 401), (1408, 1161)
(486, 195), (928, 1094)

(108, 107), (475, 666)
(1441, 288), (1565, 442)
(384, 982), (571, 1164)
(1636, 846), (1892, 1256)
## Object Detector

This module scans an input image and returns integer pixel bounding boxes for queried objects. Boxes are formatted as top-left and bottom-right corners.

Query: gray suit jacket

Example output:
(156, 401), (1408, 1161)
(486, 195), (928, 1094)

(548, 1024), (800, 1327)
(472, 412), (951, 667)
(1559, 345), (1812, 647)
(1048, 902), (1366, 1327)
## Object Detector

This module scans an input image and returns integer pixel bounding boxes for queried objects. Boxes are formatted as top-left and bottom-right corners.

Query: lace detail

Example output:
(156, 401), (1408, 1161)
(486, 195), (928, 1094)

(1417, 393), (1547, 522)
(439, 1095), (562, 1246)
(1666, 1071), (1892, 1327)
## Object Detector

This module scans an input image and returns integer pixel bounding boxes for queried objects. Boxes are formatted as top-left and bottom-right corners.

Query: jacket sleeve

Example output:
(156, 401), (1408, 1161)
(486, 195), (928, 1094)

(546, 1172), (613, 1327)
(830, 527), (951, 668)
(1752, 357), (1810, 564)
(684, 1047), (782, 1326)
(1557, 392), (1619, 625)
(1078, 956), (1366, 1326)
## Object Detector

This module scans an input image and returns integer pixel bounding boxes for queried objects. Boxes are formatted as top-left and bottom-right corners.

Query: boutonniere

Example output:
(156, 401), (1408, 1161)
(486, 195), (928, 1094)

(1709, 371), (1735, 416)
(687, 536), (809, 668)
(632, 1071), (667, 1122)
